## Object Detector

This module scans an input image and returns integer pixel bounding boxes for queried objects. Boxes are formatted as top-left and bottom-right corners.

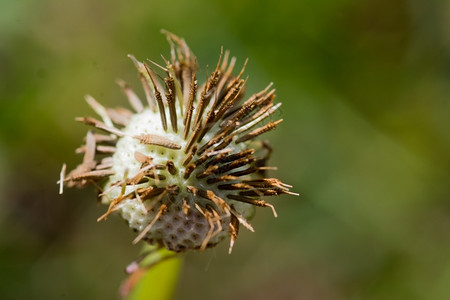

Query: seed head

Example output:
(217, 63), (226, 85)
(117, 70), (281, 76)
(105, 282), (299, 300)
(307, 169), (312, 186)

(59, 31), (297, 253)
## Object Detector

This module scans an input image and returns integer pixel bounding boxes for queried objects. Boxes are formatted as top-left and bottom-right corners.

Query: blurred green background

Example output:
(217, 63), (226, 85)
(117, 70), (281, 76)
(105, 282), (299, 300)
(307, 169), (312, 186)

(1, 0), (449, 299)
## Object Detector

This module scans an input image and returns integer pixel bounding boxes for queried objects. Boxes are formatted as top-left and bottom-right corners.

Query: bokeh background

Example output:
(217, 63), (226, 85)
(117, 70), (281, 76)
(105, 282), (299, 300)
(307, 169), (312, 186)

(1, 0), (449, 299)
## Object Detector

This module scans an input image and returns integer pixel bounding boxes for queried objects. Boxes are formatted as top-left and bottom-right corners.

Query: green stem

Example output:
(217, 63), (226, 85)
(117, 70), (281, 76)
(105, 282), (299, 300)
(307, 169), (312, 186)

(125, 246), (182, 300)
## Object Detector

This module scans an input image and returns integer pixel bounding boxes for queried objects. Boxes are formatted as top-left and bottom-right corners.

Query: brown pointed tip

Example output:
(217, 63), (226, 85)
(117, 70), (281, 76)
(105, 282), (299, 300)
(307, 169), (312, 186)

(228, 240), (235, 254)
(286, 191), (300, 196)
(266, 203), (278, 218)
(58, 163), (66, 195)
(84, 94), (94, 103)
(115, 78), (126, 87)
(128, 54), (139, 64)
(97, 214), (107, 222)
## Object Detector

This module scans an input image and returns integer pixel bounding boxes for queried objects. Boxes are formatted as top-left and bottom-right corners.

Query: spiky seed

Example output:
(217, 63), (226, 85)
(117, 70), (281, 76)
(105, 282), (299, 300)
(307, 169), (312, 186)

(76, 117), (125, 137)
(235, 119), (283, 143)
(183, 76), (197, 140)
(166, 161), (177, 175)
(144, 64), (168, 131)
(134, 151), (153, 165)
(164, 76), (178, 132)
(134, 134), (181, 150)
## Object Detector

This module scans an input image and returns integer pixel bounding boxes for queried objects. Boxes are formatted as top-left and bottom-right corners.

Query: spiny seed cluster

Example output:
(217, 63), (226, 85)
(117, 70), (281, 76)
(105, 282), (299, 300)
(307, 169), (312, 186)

(59, 31), (296, 253)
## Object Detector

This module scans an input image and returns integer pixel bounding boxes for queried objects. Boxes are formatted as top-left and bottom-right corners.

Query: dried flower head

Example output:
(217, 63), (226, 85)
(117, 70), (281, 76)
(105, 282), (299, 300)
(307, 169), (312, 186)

(59, 31), (296, 253)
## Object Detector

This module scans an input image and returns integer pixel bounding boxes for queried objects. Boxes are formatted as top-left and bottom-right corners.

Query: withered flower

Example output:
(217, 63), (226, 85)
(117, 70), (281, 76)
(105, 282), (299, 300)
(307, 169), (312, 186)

(59, 31), (296, 254)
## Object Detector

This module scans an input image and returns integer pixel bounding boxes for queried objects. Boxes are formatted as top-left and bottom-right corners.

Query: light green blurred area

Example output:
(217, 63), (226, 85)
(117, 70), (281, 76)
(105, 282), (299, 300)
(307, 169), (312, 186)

(0, 0), (449, 299)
